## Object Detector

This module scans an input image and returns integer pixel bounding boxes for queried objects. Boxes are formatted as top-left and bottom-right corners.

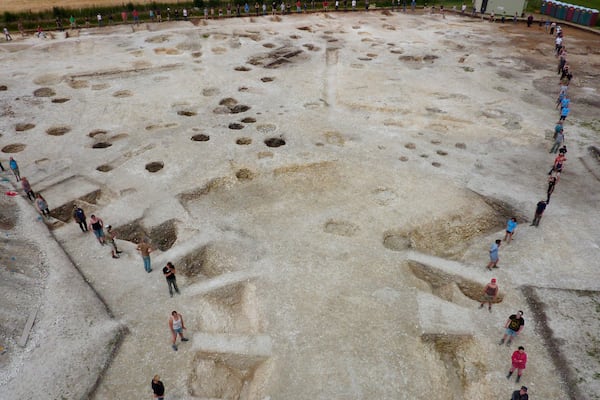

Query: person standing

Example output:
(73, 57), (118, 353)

(500, 310), (525, 346)
(511, 386), (529, 400)
(547, 175), (558, 203)
(136, 238), (153, 273)
(550, 129), (564, 154)
(163, 262), (180, 297)
(531, 200), (547, 227)
(151, 375), (165, 399)
(132, 9), (140, 25)
(97, 13), (102, 27)
(479, 278), (498, 312)
(21, 177), (35, 201)
(504, 218), (518, 243)
(88, 214), (105, 244)
(69, 15), (76, 28)
(169, 311), (189, 351)
(105, 225), (122, 258)
(35, 193), (50, 217)
(558, 105), (570, 122)
(3, 27), (12, 41)
(73, 205), (88, 232)
(486, 239), (501, 270)
(507, 346), (528, 382)
(9, 157), (20, 181)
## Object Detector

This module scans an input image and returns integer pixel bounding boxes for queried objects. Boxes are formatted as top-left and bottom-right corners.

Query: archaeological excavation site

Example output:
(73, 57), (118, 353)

(1, 8), (600, 400)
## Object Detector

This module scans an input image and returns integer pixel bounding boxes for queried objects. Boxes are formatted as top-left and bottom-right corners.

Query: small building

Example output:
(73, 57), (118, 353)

(473, 0), (528, 17)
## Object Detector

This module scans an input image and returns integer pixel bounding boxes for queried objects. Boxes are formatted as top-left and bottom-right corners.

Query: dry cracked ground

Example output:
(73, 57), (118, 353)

(1, 10), (600, 400)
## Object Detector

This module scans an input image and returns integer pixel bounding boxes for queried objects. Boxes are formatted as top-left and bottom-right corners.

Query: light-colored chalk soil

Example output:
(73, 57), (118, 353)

(1, 10), (600, 400)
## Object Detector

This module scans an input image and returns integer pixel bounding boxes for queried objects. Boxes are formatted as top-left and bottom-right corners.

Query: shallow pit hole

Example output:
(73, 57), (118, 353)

(219, 97), (238, 107)
(96, 164), (113, 172)
(261, 76), (275, 82)
(230, 104), (250, 114)
(0, 85), (7, 91)
(238, 87), (248, 92)
(145, 161), (164, 173)
(263, 43), (276, 48)
(33, 87), (55, 97)
(399, 156), (409, 162)
(15, 123), (35, 132)
(431, 140), (442, 145)
(264, 138), (285, 148)
(191, 134), (210, 142)
(235, 168), (255, 181)
(455, 142), (467, 149)
(405, 143), (416, 149)
(92, 142), (112, 149)
(46, 126), (71, 136)
(88, 129), (107, 138)
(177, 110), (197, 117)
(234, 66), (251, 71)
(240, 117), (256, 123)
(51, 98), (70, 103)
(432, 162), (442, 167)
(229, 123), (245, 130)
(2, 143), (26, 153)
(436, 150), (448, 156)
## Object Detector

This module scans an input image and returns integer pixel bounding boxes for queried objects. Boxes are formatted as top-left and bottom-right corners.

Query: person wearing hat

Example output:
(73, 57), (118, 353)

(511, 386), (528, 400)
(500, 311), (525, 346)
(479, 278), (499, 312)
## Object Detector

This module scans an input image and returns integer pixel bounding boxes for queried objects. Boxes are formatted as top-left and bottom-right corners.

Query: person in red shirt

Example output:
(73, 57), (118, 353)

(507, 346), (528, 383)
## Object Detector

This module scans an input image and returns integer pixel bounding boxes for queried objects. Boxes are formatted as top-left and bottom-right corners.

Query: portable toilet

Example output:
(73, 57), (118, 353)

(566, 6), (575, 21)
(590, 9), (599, 26)
(572, 6), (581, 23)
(546, 1), (554, 15)
(580, 9), (591, 26)
(541, 1), (547, 14)
(558, 4), (567, 20)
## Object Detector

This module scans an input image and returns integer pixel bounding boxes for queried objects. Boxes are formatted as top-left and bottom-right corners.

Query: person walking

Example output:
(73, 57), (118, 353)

(35, 193), (50, 217)
(151, 375), (165, 399)
(511, 386), (529, 400)
(20, 177), (35, 201)
(163, 262), (180, 297)
(547, 175), (558, 203)
(531, 200), (546, 227)
(548, 153), (566, 176)
(3, 27), (12, 41)
(507, 346), (528, 382)
(486, 239), (501, 270)
(550, 129), (564, 154)
(479, 278), (498, 312)
(558, 105), (570, 122)
(73, 205), (88, 232)
(105, 225), (122, 258)
(9, 157), (20, 181)
(136, 238), (153, 273)
(169, 311), (189, 351)
(500, 310), (525, 346)
(504, 217), (518, 243)
(88, 214), (105, 244)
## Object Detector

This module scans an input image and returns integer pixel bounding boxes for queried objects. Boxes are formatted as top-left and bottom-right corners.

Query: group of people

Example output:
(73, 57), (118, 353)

(1, 157), (50, 216)
(477, 24), (580, 400)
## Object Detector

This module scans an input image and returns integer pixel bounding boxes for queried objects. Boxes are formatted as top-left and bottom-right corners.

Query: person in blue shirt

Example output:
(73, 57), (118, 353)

(486, 239), (501, 270)
(504, 218), (518, 244)
(559, 105), (569, 122)
(9, 157), (20, 181)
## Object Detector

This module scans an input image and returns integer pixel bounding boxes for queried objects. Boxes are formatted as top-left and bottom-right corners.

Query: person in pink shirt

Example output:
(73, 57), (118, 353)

(507, 346), (528, 383)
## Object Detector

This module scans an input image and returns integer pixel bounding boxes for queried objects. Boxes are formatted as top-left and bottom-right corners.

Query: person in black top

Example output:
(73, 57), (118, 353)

(547, 176), (558, 203)
(511, 386), (528, 400)
(151, 375), (165, 400)
(73, 205), (88, 232)
(500, 311), (525, 346)
(163, 262), (180, 297)
(531, 201), (546, 227)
